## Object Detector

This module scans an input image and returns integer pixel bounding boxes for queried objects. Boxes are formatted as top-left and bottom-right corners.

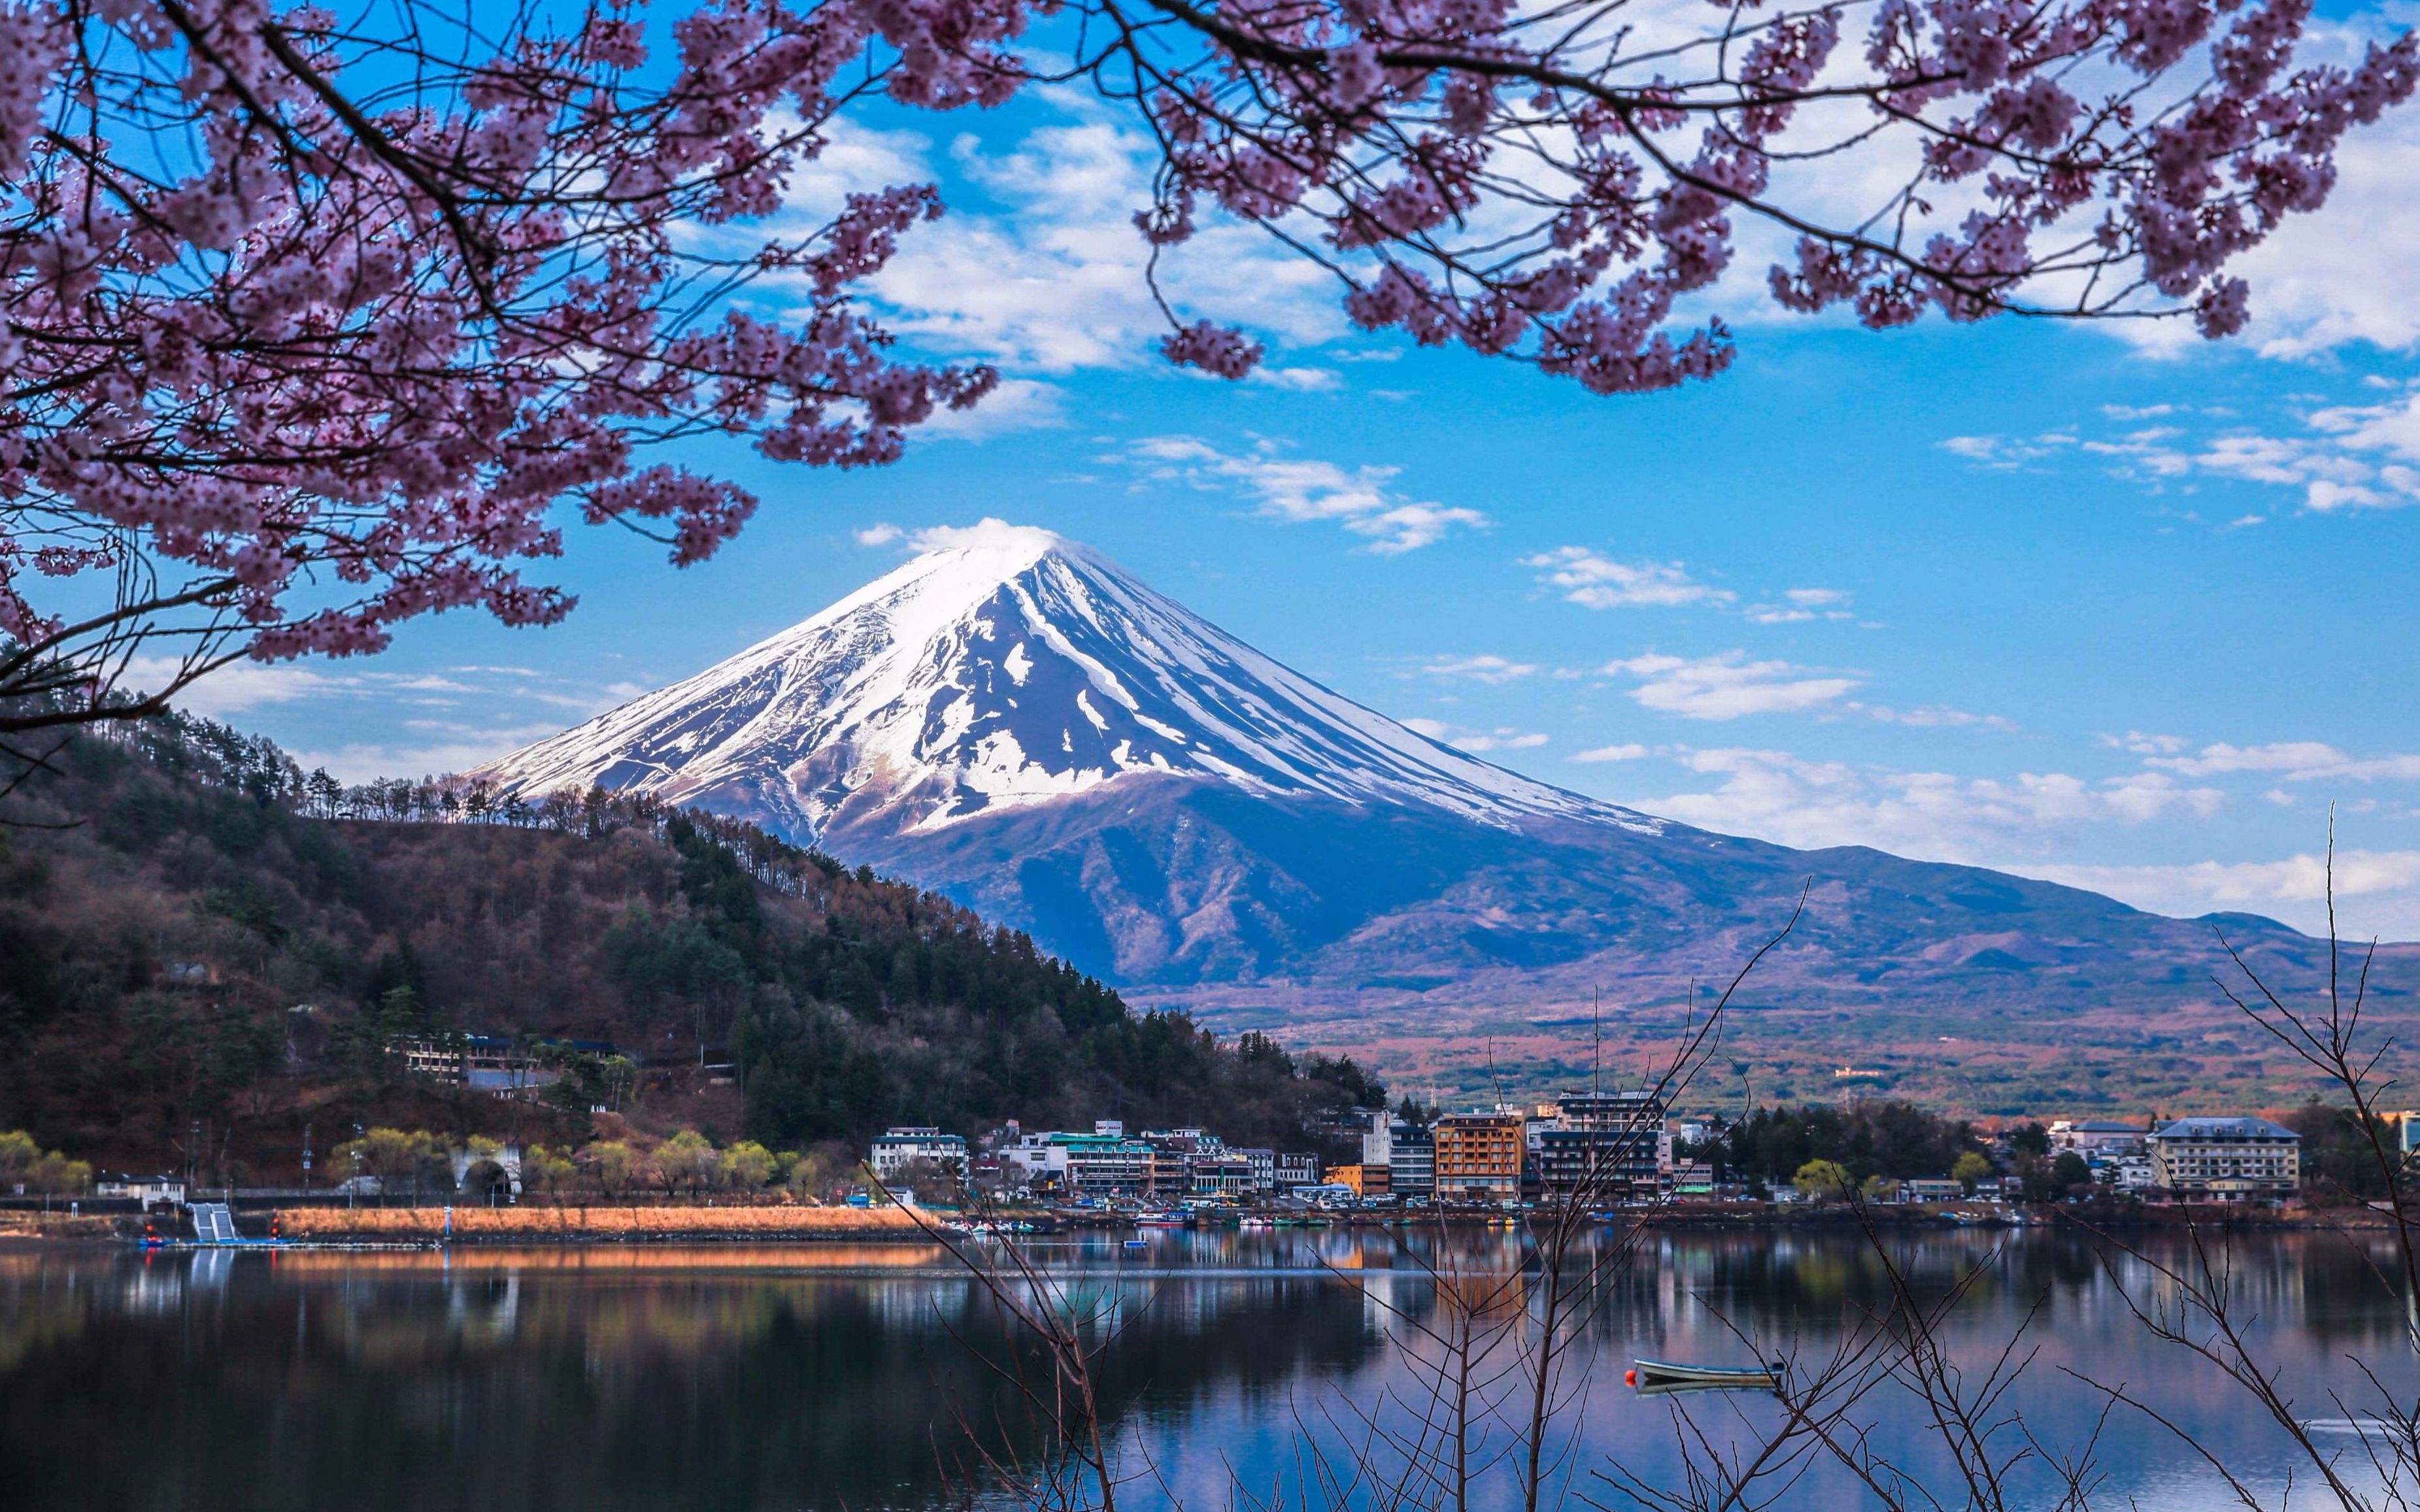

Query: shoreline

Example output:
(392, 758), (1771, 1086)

(3, 1200), (2388, 1249)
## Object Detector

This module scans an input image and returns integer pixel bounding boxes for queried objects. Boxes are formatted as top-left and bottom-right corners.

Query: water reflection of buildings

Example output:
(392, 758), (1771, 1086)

(7, 1234), (2419, 1512)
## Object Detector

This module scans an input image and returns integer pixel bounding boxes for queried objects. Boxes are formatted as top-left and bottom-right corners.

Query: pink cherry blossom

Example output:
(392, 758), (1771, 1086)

(0, 0), (2408, 738)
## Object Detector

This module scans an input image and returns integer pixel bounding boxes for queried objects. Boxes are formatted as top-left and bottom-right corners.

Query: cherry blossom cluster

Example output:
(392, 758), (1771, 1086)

(0, 0), (1000, 722)
(1099, 0), (2411, 384)
(0, 0), (2410, 731)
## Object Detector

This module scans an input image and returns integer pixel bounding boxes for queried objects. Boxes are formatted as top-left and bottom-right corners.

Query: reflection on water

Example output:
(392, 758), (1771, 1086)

(1, 1228), (2413, 1511)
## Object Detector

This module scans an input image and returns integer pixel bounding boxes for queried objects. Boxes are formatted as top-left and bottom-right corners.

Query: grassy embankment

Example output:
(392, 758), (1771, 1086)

(273, 1201), (930, 1239)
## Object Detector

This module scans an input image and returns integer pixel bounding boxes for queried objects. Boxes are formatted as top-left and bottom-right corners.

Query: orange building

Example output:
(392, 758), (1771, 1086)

(1324, 1162), (1391, 1196)
(1433, 1112), (1525, 1203)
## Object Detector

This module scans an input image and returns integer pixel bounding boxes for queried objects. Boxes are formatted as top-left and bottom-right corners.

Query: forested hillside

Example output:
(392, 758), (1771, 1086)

(0, 715), (1386, 1183)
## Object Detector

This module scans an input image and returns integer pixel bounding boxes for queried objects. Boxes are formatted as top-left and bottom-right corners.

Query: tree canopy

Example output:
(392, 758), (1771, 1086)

(1, 0), (2408, 738)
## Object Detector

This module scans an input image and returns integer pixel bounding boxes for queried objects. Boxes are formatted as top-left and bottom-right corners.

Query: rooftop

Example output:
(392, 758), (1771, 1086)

(2153, 1117), (2300, 1141)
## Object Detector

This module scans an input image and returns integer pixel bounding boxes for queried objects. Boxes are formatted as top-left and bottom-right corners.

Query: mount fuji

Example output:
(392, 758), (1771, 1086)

(479, 522), (2417, 1105)
(488, 521), (1639, 841)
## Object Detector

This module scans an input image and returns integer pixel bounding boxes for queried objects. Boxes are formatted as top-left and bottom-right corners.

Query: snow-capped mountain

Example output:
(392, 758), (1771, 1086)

(481, 520), (1649, 843)
(481, 520), (2418, 1104)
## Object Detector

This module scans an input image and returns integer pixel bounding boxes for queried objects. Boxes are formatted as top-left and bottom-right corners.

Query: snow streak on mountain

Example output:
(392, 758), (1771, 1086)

(480, 520), (1656, 843)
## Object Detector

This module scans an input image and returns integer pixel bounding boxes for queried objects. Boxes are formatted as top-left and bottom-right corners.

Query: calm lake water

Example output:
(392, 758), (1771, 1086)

(4, 1226), (2415, 1511)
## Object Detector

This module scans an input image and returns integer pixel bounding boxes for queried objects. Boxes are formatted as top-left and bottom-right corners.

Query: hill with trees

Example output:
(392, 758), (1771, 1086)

(0, 714), (1386, 1184)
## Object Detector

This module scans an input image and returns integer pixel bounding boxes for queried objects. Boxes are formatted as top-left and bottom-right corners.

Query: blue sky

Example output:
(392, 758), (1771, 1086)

(175, 63), (2420, 941)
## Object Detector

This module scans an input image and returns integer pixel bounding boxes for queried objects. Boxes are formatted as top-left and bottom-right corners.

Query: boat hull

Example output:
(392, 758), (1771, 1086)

(1630, 1358), (1783, 1393)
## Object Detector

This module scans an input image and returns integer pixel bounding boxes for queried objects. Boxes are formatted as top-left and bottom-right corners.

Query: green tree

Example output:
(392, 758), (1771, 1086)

(583, 1141), (641, 1198)
(0, 1131), (85, 1196)
(520, 1145), (577, 1203)
(722, 1141), (777, 1191)
(1952, 1151), (1994, 1191)
(337, 1128), (443, 1204)
(1793, 1159), (1853, 1202)
(656, 1130), (718, 1197)
(0, 1131), (37, 1188)
(31, 1152), (91, 1196)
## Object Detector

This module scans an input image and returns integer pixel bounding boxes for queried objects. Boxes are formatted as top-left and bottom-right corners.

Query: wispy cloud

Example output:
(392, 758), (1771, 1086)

(1570, 743), (1650, 763)
(1251, 366), (1342, 392)
(1619, 747), (2227, 860)
(124, 657), (652, 782)
(854, 523), (906, 546)
(1402, 717), (1549, 753)
(1417, 654), (1539, 684)
(1860, 704), (2019, 731)
(2026, 850), (2420, 940)
(1521, 548), (1733, 610)
(2143, 740), (2420, 782)
(1124, 436), (1488, 553)
(1942, 384), (2420, 514)
(1745, 587), (1858, 624)
(1600, 652), (1859, 720)
(914, 377), (1069, 441)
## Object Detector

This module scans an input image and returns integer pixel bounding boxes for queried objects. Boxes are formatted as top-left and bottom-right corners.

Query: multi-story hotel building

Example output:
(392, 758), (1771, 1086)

(2146, 1116), (2300, 1198)
(1432, 1111), (1525, 1204)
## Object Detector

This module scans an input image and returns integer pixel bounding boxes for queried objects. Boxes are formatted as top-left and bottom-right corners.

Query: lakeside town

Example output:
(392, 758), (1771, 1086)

(3, 1075), (2353, 1243)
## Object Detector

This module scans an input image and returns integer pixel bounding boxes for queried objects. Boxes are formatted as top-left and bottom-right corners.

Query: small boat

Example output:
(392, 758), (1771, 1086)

(1627, 1358), (1784, 1394)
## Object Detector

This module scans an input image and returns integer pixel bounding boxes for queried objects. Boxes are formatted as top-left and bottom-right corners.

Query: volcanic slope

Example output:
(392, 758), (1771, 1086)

(480, 522), (2418, 1107)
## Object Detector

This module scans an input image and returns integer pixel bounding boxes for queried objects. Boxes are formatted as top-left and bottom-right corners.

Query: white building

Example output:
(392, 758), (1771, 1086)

(1233, 1149), (1278, 1192)
(2050, 1120), (2149, 1156)
(869, 1127), (969, 1182)
(1056, 1134), (1154, 1194)
(96, 1174), (184, 1207)
(2147, 1117), (2300, 1198)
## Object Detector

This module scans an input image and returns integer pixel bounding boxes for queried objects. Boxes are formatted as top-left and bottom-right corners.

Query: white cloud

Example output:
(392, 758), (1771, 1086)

(1945, 386), (2420, 515)
(124, 658), (641, 725)
(1418, 654), (1538, 684)
(1123, 436), (1487, 553)
(1522, 548), (1732, 610)
(854, 523), (905, 546)
(284, 728), (585, 785)
(1860, 704), (2018, 731)
(1571, 743), (1650, 764)
(913, 377), (1069, 441)
(124, 658), (350, 716)
(118, 658), (650, 784)
(1745, 586), (1857, 624)
(2107, 731), (2190, 756)
(902, 518), (1065, 555)
(2144, 741), (2420, 782)
(1937, 433), (2077, 469)
(1402, 717), (1547, 753)
(2026, 850), (2420, 942)
(1251, 366), (1342, 392)
(1621, 747), (2227, 860)
(1600, 652), (1858, 720)
(765, 110), (1337, 378)
(2206, 89), (2420, 361)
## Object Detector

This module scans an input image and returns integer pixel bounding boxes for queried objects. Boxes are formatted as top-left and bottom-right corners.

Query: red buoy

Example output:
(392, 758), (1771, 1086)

(1624, 1369), (1638, 1387)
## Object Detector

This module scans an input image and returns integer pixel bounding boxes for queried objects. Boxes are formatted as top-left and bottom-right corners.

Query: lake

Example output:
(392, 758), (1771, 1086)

(3, 1226), (2413, 1511)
